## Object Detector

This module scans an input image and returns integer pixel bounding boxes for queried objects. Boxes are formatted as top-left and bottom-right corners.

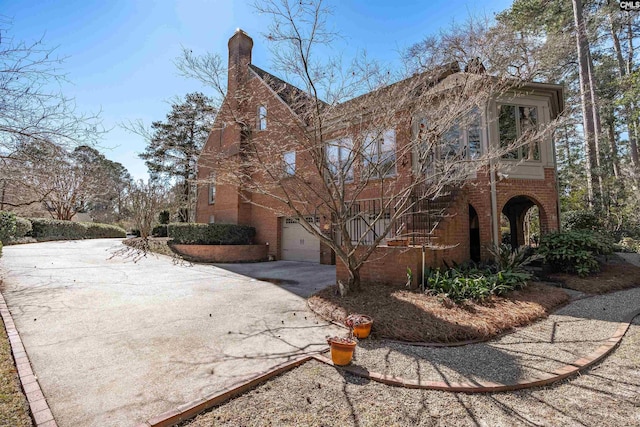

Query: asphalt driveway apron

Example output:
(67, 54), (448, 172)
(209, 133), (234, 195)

(0, 239), (338, 427)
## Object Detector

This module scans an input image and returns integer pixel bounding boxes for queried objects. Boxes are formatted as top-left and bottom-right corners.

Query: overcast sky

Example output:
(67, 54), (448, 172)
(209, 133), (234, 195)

(3, 0), (513, 180)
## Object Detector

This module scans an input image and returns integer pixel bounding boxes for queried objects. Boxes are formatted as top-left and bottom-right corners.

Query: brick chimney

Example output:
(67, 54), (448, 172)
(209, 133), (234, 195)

(227, 29), (253, 96)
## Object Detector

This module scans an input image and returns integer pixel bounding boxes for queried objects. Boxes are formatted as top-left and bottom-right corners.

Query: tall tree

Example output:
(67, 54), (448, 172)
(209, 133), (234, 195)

(135, 92), (216, 222)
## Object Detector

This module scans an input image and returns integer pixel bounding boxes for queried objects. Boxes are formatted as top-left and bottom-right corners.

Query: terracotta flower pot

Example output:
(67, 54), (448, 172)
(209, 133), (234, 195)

(345, 314), (373, 339)
(327, 337), (357, 366)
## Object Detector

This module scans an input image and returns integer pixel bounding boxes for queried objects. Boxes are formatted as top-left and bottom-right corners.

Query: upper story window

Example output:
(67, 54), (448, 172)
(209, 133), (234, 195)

(439, 111), (482, 162)
(283, 151), (296, 176)
(326, 137), (354, 183)
(414, 108), (482, 174)
(499, 104), (539, 160)
(257, 105), (267, 130)
(364, 129), (396, 178)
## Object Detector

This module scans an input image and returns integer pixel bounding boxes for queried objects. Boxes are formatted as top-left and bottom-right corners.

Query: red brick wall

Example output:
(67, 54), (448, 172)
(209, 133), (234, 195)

(171, 244), (268, 263)
(336, 167), (560, 287)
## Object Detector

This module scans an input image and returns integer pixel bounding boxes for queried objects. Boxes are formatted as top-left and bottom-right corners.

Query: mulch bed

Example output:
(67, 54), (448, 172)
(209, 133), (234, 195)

(547, 261), (640, 294)
(308, 282), (569, 343)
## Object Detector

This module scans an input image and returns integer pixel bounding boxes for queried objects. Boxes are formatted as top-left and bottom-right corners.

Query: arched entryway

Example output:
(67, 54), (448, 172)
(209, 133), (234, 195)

(502, 195), (545, 249)
(469, 204), (481, 262)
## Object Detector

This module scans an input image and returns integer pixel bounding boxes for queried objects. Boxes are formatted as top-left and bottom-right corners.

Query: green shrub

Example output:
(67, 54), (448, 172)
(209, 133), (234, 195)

(29, 218), (88, 240)
(83, 223), (126, 238)
(0, 211), (17, 243)
(424, 264), (532, 303)
(562, 210), (601, 231)
(158, 210), (170, 225)
(487, 244), (543, 273)
(152, 224), (168, 237)
(168, 223), (256, 245)
(538, 230), (614, 276)
(14, 217), (32, 239)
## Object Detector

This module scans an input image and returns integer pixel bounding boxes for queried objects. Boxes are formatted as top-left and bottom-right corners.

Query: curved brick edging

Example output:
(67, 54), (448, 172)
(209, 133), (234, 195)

(0, 292), (58, 427)
(136, 355), (315, 427)
(312, 309), (640, 393)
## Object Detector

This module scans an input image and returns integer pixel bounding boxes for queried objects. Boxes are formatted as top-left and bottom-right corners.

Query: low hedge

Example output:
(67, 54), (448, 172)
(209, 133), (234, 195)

(152, 224), (168, 237)
(0, 211), (17, 243)
(168, 223), (256, 245)
(29, 218), (125, 241)
(15, 217), (32, 239)
(29, 218), (88, 240)
(0, 211), (33, 243)
(83, 223), (126, 238)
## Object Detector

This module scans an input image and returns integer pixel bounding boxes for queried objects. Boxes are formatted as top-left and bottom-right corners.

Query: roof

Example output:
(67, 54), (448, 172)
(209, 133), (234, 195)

(247, 62), (564, 124)
(249, 64), (327, 119)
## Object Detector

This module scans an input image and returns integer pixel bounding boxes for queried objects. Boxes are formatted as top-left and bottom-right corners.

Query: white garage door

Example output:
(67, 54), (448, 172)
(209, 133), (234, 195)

(282, 217), (320, 263)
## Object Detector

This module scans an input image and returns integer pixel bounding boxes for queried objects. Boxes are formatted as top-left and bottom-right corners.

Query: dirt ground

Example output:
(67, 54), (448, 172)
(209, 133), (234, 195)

(548, 260), (640, 294)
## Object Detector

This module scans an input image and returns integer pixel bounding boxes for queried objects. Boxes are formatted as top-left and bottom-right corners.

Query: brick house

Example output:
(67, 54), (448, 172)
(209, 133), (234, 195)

(195, 30), (564, 286)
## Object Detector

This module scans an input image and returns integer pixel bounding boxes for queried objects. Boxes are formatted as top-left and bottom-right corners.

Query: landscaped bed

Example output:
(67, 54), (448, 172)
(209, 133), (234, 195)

(308, 282), (570, 343)
(547, 259), (640, 294)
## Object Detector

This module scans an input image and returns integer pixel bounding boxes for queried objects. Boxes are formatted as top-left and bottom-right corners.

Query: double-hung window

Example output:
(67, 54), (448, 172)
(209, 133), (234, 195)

(326, 137), (353, 182)
(498, 104), (539, 160)
(364, 129), (396, 178)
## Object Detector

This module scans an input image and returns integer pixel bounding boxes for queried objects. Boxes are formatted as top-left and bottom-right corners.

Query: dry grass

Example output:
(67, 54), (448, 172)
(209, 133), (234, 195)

(0, 318), (32, 427)
(548, 261), (640, 294)
(182, 320), (640, 427)
(308, 282), (569, 343)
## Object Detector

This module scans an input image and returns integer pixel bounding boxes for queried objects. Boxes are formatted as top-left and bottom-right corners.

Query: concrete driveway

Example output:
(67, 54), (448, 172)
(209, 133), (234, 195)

(0, 239), (339, 427)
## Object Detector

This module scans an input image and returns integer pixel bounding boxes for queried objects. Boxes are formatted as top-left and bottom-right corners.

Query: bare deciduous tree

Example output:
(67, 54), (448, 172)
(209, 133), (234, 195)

(128, 180), (167, 238)
(0, 20), (104, 213)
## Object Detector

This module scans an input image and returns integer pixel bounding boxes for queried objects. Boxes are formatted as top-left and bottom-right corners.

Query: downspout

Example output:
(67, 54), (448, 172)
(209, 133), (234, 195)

(552, 107), (562, 232)
(487, 103), (500, 255)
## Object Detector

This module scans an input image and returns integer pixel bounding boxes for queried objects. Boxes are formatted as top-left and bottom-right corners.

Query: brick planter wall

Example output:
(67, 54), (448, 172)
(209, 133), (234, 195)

(171, 244), (268, 263)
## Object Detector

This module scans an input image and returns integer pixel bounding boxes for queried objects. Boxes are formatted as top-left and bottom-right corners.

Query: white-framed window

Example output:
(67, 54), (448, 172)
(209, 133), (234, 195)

(257, 105), (267, 130)
(498, 104), (539, 160)
(364, 129), (396, 178)
(414, 108), (482, 174)
(326, 137), (354, 182)
(208, 215), (215, 224)
(439, 109), (482, 162)
(283, 151), (296, 176)
(208, 173), (216, 204)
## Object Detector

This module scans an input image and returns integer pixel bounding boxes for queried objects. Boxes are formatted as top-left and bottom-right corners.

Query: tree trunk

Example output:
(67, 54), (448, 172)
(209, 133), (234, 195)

(572, 0), (599, 209)
(586, 48), (605, 201)
(609, 10), (640, 171)
(607, 120), (620, 178)
(347, 265), (361, 293)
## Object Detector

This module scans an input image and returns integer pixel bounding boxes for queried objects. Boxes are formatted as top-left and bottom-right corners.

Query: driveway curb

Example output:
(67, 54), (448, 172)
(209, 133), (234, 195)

(136, 355), (315, 427)
(311, 308), (640, 392)
(0, 291), (58, 427)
